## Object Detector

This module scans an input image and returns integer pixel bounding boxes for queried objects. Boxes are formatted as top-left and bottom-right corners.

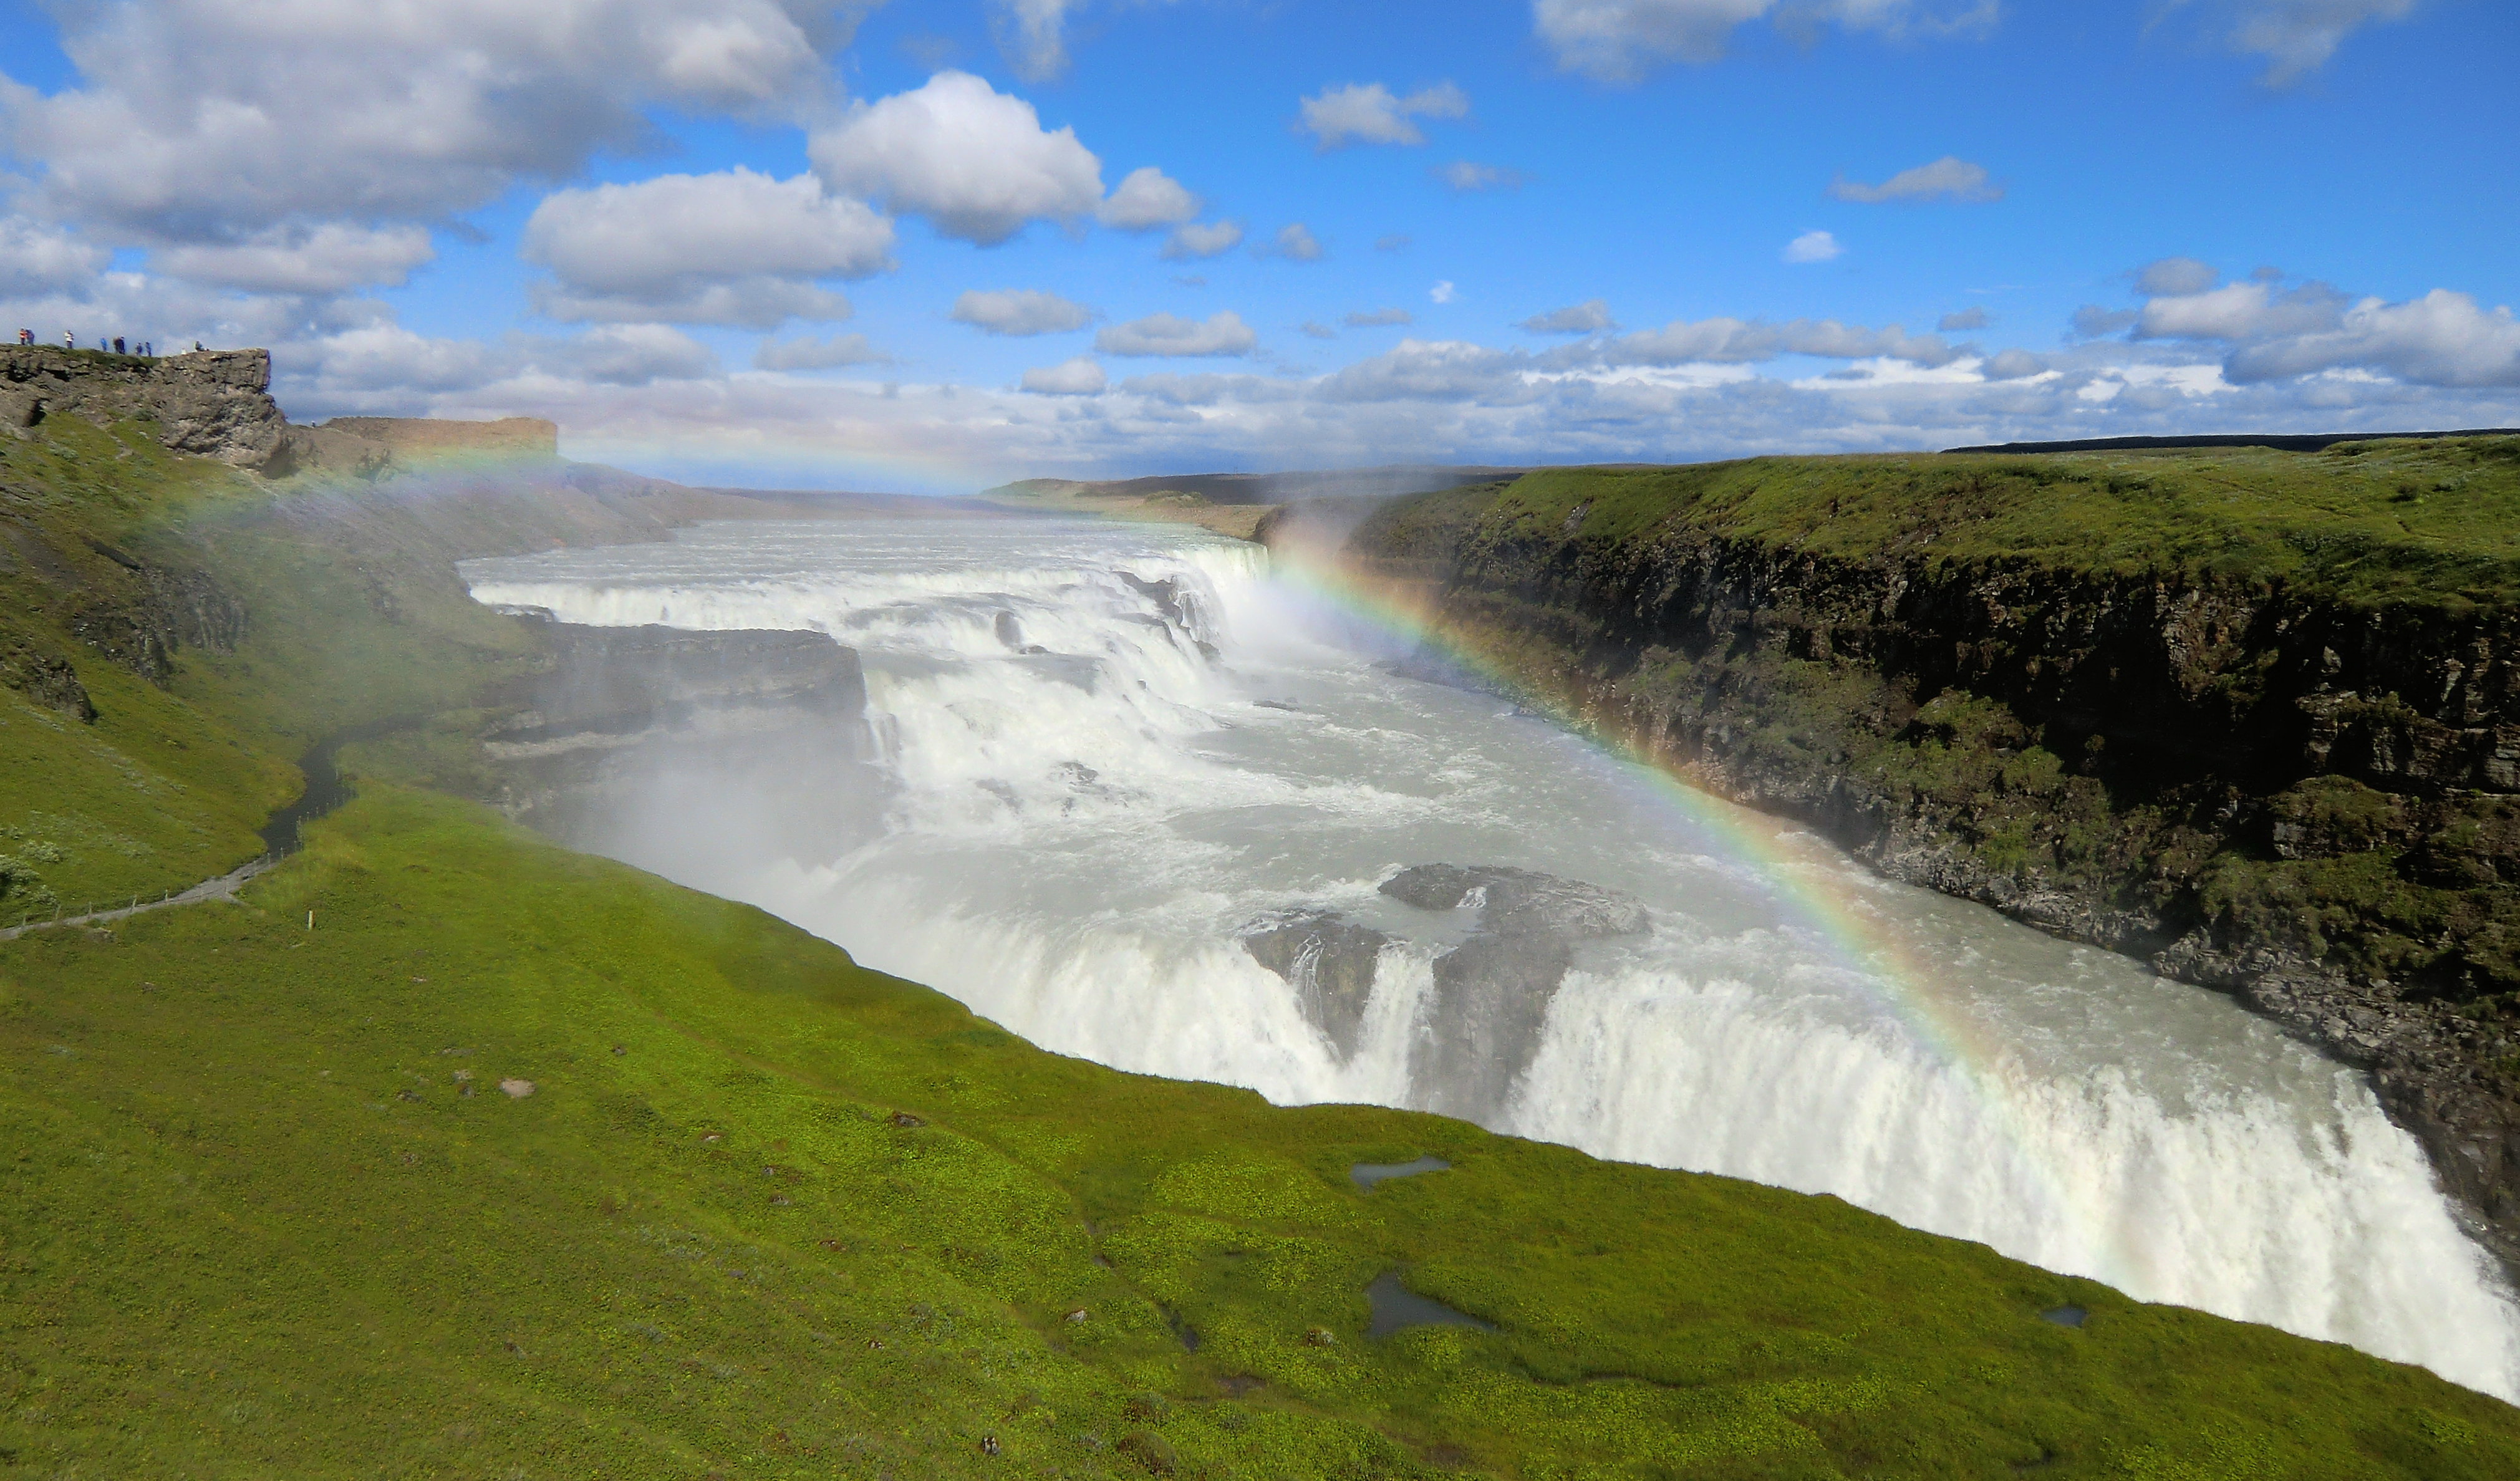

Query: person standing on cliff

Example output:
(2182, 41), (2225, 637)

(14, 329), (29, 346)
(62, 330), (74, 349)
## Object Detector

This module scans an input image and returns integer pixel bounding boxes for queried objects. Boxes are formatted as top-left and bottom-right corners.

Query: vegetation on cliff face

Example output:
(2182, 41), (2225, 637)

(1345, 438), (2520, 1252)
(9, 397), (2520, 1474)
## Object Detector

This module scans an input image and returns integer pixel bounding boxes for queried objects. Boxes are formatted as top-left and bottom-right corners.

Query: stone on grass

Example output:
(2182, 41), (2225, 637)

(500, 1078), (534, 1098)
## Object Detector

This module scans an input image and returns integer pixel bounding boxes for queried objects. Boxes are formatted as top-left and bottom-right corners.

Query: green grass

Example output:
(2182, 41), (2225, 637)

(7, 786), (2519, 1478)
(1379, 438), (2520, 609)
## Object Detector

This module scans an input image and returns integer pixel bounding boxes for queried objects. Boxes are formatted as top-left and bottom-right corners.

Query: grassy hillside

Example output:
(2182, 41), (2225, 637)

(1371, 437), (2520, 610)
(10, 787), (2520, 1478)
(6, 415), (2520, 1475)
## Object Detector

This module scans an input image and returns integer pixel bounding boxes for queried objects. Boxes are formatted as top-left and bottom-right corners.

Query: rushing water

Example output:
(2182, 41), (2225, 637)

(465, 516), (2520, 1399)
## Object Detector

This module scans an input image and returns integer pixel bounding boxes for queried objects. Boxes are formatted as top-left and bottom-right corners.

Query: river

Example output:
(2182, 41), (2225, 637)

(464, 514), (2520, 1399)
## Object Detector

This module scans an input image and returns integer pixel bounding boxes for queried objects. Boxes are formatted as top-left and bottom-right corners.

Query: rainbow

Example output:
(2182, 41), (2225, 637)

(1255, 525), (2145, 1288)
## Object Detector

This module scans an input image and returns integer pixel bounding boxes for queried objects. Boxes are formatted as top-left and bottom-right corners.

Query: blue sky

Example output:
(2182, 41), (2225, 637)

(2, 1), (2513, 491)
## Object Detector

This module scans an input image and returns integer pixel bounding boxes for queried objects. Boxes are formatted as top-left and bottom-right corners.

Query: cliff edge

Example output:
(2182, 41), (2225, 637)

(1341, 441), (2520, 1263)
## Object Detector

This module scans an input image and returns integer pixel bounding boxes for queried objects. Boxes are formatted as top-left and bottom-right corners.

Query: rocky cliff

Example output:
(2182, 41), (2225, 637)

(2, 347), (288, 467)
(1338, 441), (2520, 1262)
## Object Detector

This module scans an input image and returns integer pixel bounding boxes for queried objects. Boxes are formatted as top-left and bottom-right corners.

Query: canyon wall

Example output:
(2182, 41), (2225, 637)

(1339, 447), (2520, 1260)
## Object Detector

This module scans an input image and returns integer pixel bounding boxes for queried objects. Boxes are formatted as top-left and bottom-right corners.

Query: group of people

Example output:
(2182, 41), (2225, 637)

(12, 329), (192, 356)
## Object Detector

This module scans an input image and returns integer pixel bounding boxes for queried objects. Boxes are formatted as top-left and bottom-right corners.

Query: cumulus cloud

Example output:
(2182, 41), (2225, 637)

(1533, 0), (1997, 83)
(809, 72), (1103, 246)
(2226, 0), (2416, 86)
(1020, 355), (1107, 395)
(1097, 166), (1200, 231)
(1430, 281), (1457, 304)
(1587, 314), (1967, 368)
(1938, 306), (1991, 332)
(1782, 229), (1842, 263)
(1296, 82), (1469, 150)
(1161, 220), (1245, 261)
(1344, 307), (1414, 328)
(1300, 321), (1338, 340)
(1520, 299), (1615, 334)
(753, 332), (889, 370)
(1979, 348), (2046, 380)
(2136, 280), (2345, 342)
(0, 218), (109, 297)
(1827, 156), (2001, 205)
(1436, 161), (1526, 191)
(150, 223), (435, 294)
(1258, 223), (1324, 262)
(554, 324), (719, 385)
(1094, 310), (1257, 357)
(2136, 256), (2220, 297)
(521, 168), (892, 327)
(4, 0), (854, 241)
(950, 289), (1096, 335)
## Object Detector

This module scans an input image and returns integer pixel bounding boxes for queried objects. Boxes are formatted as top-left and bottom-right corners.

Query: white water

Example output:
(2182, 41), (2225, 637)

(466, 517), (2520, 1399)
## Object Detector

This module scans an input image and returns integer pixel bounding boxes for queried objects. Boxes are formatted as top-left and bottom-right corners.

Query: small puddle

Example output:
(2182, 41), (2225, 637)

(2040, 1306), (2087, 1328)
(1366, 1271), (1497, 1339)
(1350, 1155), (1450, 1192)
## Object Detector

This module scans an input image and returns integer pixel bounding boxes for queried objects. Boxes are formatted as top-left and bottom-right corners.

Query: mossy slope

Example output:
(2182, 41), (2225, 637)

(7, 788), (2518, 1477)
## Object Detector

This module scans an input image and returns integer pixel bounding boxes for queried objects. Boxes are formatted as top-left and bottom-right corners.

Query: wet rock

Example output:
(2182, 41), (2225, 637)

(1381, 864), (1645, 1122)
(994, 610), (1025, 650)
(1241, 912), (1389, 1058)
(1379, 864), (1645, 938)
(1118, 571), (1187, 627)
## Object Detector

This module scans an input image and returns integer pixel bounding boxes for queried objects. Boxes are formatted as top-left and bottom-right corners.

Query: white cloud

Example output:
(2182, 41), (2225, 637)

(1430, 281), (1457, 304)
(1161, 220), (1245, 261)
(2223, 291), (2520, 388)
(2227, 0), (2416, 86)
(521, 168), (892, 327)
(1021, 355), (1107, 395)
(1435, 161), (1526, 192)
(1979, 348), (2046, 380)
(1300, 321), (1338, 340)
(1827, 156), (2001, 205)
(150, 223), (435, 294)
(0, 218), (109, 297)
(1938, 306), (1991, 332)
(1296, 82), (1469, 150)
(1533, 0), (1997, 83)
(1521, 299), (1615, 334)
(4, 0), (854, 241)
(1094, 310), (1257, 357)
(753, 332), (889, 371)
(1782, 229), (1842, 263)
(2136, 281), (2345, 342)
(1587, 314), (1967, 367)
(2136, 256), (2220, 296)
(2071, 305), (2139, 339)
(552, 324), (718, 385)
(950, 289), (1096, 336)
(809, 71), (1103, 246)
(1344, 307), (1414, 328)
(1097, 166), (1200, 231)
(1258, 223), (1324, 262)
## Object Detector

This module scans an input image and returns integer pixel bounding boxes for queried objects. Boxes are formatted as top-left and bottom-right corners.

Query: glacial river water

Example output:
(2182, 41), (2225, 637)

(465, 516), (2520, 1399)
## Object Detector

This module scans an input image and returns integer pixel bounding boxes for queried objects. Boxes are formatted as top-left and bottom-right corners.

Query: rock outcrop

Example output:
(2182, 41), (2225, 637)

(3, 347), (286, 467)
(1241, 864), (1644, 1122)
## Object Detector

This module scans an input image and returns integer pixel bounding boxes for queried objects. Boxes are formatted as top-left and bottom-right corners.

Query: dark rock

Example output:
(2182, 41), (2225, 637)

(1379, 864), (1645, 1122)
(994, 610), (1025, 650)
(1242, 912), (1389, 1058)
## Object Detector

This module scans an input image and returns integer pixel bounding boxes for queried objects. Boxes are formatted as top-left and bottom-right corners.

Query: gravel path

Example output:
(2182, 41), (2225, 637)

(1, 856), (279, 942)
